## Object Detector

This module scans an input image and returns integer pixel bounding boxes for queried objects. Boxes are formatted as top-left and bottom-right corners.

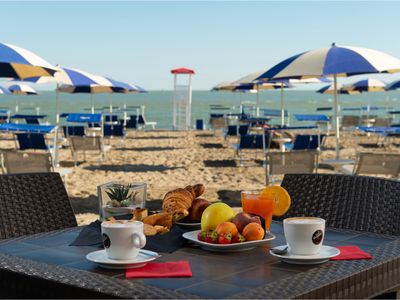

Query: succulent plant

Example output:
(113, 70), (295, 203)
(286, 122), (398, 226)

(105, 184), (138, 207)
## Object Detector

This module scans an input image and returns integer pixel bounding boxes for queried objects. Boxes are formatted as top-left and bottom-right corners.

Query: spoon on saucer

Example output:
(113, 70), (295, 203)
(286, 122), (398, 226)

(270, 246), (288, 255)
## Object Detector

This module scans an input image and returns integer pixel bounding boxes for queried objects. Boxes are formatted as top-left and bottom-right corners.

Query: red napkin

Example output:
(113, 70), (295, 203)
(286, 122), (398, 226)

(126, 261), (192, 278)
(330, 246), (372, 260)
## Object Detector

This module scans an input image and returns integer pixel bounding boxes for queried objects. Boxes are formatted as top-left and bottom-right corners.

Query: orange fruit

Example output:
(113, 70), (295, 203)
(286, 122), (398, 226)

(215, 222), (238, 236)
(242, 222), (264, 241)
(261, 186), (291, 216)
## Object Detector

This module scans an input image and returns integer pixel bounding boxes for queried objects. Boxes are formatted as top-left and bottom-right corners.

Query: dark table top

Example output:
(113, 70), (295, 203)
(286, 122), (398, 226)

(0, 222), (399, 299)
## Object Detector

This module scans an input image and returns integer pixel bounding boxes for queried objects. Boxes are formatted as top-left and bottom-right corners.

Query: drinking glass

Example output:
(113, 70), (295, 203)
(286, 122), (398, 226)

(241, 190), (274, 232)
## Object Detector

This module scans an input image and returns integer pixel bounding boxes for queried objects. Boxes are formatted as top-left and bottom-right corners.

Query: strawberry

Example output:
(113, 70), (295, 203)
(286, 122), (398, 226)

(205, 231), (218, 244)
(231, 233), (246, 243)
(197, 231), (207, 242)
(218, 233), (232, 244)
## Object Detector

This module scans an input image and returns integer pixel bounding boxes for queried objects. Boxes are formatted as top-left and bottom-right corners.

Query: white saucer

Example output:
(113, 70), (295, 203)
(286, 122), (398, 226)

(269, 245), (340, 265)
(86, 249), (161, 269)
(175, 221), (201, 229)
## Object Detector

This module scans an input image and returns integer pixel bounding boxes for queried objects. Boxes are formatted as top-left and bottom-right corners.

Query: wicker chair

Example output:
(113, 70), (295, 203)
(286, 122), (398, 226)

(0, 173), (77, 239)
(279, 173), (400, 236)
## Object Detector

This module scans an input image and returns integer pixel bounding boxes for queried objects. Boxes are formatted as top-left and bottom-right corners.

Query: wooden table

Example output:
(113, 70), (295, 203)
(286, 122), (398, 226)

(0, 222), (398, 299)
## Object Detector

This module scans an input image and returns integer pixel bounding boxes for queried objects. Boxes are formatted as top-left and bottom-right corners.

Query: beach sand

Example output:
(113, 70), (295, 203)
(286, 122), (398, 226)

(1, 129), (396, 225)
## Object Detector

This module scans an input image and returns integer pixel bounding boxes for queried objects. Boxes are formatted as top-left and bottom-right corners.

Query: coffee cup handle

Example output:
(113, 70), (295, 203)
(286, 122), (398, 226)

(132, 232), (146, 248)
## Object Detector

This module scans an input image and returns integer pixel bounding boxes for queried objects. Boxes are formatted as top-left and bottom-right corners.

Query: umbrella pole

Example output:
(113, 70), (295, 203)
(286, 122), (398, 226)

(280, 83), (284, 127)
(256, 85), (260, 117)
(333, 74), (340, 160)
(91, 94), (94, 114)
(109, 93), (112, 113)
(54, 84), (60, 167)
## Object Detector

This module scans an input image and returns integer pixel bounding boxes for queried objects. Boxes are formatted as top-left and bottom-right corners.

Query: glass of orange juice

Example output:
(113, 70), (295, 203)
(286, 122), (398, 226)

(241, 190), (274, 232)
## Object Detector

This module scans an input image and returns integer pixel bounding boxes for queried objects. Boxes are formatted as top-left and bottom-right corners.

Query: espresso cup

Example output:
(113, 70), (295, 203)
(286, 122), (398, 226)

(283, 217), (325, 255)
(101, 220), (146, 260)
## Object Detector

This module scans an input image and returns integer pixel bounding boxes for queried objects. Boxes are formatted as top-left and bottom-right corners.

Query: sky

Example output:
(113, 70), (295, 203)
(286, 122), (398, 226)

(2, 1), (400, 90)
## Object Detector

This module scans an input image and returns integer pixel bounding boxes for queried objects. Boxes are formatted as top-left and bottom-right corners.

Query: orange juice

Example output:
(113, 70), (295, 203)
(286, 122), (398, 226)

(241, 191), (274, 231)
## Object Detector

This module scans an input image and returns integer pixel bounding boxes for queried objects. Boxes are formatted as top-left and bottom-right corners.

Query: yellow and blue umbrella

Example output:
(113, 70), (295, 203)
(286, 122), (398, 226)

(0, 43), (57, 79)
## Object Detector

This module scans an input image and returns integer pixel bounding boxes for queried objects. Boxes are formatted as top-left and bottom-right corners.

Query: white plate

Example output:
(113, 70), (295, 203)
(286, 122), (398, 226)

(182, 230), (275, 252)
(86, 249), (161, 269)
(269, 245), (340, 265)
(175, 221), (201, 229)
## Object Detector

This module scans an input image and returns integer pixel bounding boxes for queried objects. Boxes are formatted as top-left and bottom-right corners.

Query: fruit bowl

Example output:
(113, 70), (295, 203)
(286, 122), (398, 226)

(182, 230), (275, 252)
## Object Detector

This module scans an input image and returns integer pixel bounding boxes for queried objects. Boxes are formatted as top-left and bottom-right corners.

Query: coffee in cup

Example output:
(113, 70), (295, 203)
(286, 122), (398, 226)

(101, 220), (146, 260)
(283, 217), (325, 255)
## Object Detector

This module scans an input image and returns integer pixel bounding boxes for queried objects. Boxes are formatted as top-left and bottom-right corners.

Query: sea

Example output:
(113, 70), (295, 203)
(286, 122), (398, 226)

(1, 90), (399, 129)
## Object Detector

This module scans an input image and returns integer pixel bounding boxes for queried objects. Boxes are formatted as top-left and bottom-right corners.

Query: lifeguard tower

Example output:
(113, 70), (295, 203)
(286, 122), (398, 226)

(171, 67), (195, 130)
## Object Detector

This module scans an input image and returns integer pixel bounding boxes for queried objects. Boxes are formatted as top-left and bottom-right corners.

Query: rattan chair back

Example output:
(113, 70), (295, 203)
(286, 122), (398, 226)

(355, 152), (400, 177)
(210, 117), (226, 130)
(374, 118), (392, 127)
(280, 173), (400, 235)
(2, 151), (52, 174)
(0, 173), (77, 239)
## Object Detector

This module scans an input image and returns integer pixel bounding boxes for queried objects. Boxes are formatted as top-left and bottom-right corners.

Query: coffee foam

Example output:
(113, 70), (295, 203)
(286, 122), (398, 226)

(102, 220), (141, 227)
(285, 217), (324, 224)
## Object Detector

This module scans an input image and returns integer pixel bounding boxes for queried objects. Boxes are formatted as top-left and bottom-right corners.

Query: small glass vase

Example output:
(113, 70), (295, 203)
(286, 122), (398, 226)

(97, 182), (147, 220)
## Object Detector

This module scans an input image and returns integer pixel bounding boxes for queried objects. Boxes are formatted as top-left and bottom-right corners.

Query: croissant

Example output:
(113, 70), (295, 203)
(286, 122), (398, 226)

(143, 212), (173, 229)
(192, 184), (205, 198)
(162, 188), (194, 221)
(186, 198), (210, 222)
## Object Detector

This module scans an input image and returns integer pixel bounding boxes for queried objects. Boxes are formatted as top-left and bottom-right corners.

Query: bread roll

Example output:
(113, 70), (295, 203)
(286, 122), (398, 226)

(143, 212), (173, 229)
(186, 198), (210, 222)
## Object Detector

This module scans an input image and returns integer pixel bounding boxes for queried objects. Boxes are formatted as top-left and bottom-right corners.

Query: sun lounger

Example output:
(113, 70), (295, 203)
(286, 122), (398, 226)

(63, 126), (85, 137)
(1, 151), (72, 183)
(340, 152), (400, 178)
(341, 115), (360, 130)
(137, 115), (157, 130)
(69, 136), (110, 166)
(265, 150), (318, 184)
(231, 133), (271, 167)
(285, 134), (326, 151)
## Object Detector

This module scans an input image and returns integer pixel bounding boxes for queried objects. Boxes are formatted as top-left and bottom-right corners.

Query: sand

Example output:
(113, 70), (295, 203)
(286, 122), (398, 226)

(1, 129), (397, 225)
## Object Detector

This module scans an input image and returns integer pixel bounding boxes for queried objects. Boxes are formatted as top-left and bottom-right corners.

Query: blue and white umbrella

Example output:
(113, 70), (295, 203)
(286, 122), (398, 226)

(342, 78), (386, 93)
(385, 79), (400, 91)
(0, 86), (11, 95)
(317, 84), (360, 95)
(8, 84), (38, 113)
(0, 43), (57, 79)
(9, 83), (38, 95)
(256, 43), (400, 159)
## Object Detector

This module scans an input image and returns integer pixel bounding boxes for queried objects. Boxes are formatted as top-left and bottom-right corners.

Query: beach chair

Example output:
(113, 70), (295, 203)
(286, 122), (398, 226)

(69, 136), (111, 166)
(279, 173), (400, 235)
(210, 116), (226, 135)
(233, 133), (271, 167)
(105, 115), (119, 123)
(137, 115), (157, 130)
(0, 172), (77, 239)
(0, 151), (72, 183)
(16, 133), (48, 150)
(265, 150), (319, 184)
(287, 134), (325, 150)
(62, 126), (85, 137)
(196, 119), (204, 130)
(341, 115), (360, 131)
(125, 115), (138, 129)
(373, 117), (392, 127)
(340, 152), (400, 178)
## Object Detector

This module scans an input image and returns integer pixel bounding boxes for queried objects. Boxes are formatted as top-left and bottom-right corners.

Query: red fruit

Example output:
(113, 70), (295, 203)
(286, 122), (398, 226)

(218, 233), (232, 244)
(232, 212), (262, 233)
(205, 231), (218, 244)
(215, 222), (238, 236)
(197, 231), (206, 242)
(231, 233), (246, 243)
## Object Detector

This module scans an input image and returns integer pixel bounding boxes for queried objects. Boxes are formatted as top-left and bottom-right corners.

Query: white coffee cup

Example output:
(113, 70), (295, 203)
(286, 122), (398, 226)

(283, 217), (325, 255)
(101, 220), (146, 260)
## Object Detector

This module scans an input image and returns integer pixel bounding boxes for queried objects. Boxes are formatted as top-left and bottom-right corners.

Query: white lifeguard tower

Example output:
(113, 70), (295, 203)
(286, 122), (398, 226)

(171, 67), (195, 130)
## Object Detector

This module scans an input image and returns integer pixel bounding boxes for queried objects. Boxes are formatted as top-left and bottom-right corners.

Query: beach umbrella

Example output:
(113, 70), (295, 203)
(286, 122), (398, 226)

(0, 86), (11, 95)
(386, 79), (400, 91)
(256, 43), (400, 159)
(317, 84), (360, 95)
(0, 43), (57, 80)
(8, 83), (38, 113)
(342, 78), (386, 93)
